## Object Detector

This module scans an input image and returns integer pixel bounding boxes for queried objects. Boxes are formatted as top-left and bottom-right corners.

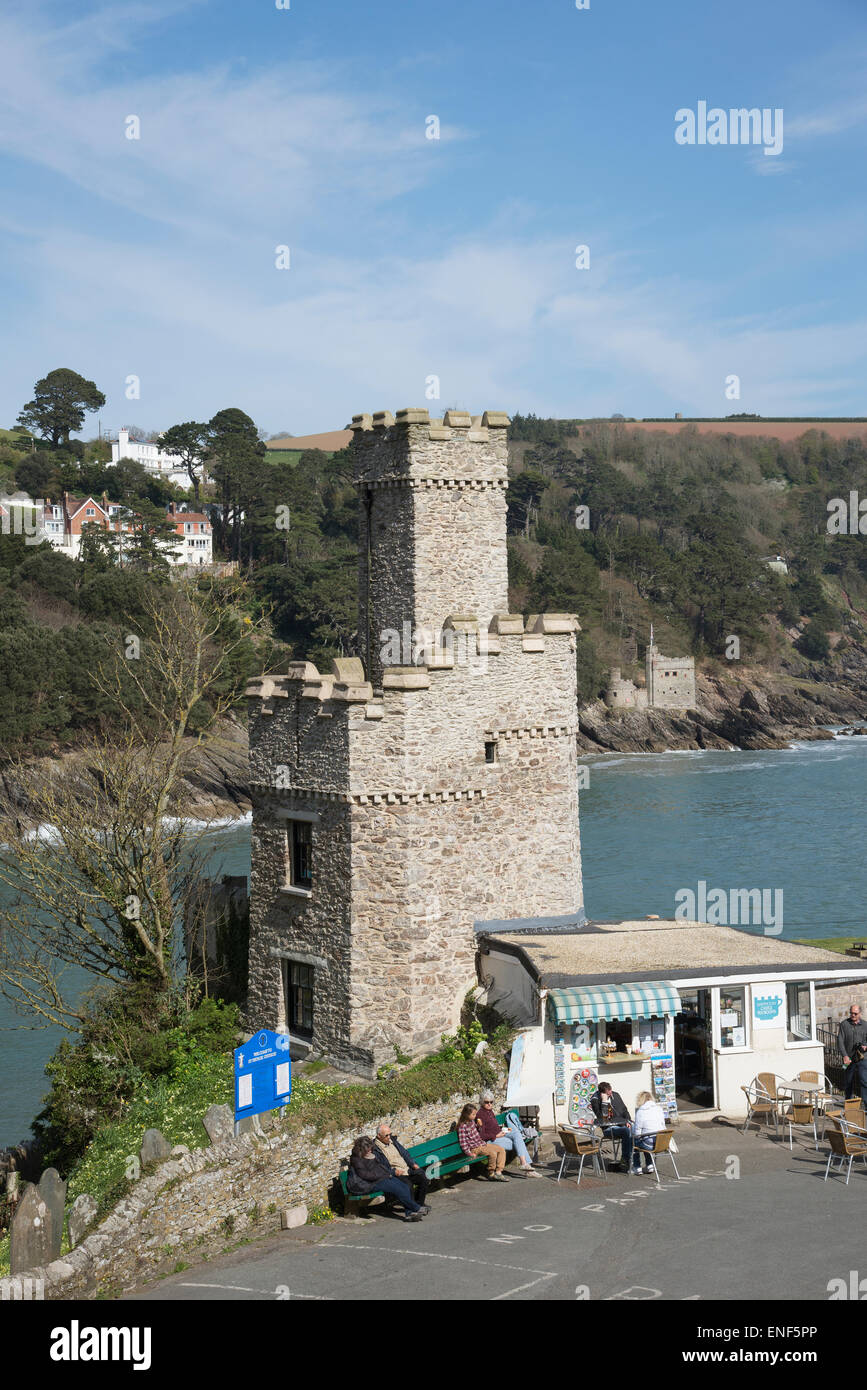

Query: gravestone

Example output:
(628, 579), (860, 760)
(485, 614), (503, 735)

(140, 1129), (172, 1165)
(67, 1192), (98, 1248)
(202, 1104), (234, 1146)
(10, 1167), (66, 1274)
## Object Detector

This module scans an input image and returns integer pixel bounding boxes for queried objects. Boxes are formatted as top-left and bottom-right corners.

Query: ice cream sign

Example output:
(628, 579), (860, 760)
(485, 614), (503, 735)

(752, 985), (785, 1029)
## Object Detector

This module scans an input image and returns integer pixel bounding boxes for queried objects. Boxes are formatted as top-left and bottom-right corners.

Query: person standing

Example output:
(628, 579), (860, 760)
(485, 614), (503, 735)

(590, 1083), (634, 1172)
(457, 1104), (508, 1180)
(838, 1004), (867, 1101)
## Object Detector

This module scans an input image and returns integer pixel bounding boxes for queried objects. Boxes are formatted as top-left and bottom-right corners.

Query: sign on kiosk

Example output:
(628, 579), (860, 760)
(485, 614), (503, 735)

(234, 1029), (292, 1123)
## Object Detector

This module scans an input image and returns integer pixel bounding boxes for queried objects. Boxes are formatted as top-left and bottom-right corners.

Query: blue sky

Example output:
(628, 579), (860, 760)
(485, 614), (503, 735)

(1, 0), (866, 436)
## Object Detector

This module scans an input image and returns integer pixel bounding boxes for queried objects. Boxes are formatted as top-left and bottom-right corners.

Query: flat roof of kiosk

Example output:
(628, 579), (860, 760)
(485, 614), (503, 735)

(478, 918), (867, 989)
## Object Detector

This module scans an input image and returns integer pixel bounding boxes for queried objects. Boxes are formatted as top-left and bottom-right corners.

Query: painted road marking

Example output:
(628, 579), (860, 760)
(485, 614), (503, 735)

(325, 1241), (553, 1276)
(175, 1283), (331, 1299)
(492, 1275), (558, 1301)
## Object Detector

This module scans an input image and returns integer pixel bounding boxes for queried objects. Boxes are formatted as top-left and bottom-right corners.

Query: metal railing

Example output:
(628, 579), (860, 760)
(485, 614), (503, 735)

(818, 1024), (848, 1094)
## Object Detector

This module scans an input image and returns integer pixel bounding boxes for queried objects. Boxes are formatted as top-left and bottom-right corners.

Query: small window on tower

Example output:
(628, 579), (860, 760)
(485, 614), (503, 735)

(288, 820), (313, 890)
(484, 740), (498, 764)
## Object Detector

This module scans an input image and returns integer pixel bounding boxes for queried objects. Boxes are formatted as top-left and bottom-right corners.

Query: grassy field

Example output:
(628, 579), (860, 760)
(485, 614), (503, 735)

(801, 937), (864, 954)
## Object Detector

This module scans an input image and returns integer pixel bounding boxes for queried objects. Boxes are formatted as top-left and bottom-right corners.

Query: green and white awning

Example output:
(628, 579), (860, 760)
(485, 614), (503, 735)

(547, 981), (681, 1024)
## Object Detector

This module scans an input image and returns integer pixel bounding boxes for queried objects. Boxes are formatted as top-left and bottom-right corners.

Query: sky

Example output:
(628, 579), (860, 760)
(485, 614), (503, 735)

(1, 0), (866, 438)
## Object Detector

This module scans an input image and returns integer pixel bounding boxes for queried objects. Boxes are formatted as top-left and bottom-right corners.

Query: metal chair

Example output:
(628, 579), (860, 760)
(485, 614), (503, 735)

(821, 1097), (865, 1141)
(823, 1127), (867, 1185)
(635, 1129), (681, 1185)
(756, 1072), (790, 1114)
(784, 1098), (818, 1151)
(741, 1082), (780, 1138)
(557, 1128), (607, 1185)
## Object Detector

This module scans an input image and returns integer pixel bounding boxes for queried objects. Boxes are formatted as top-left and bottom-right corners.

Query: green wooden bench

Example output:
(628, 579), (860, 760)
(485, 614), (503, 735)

(338, 1109), (521, 1215)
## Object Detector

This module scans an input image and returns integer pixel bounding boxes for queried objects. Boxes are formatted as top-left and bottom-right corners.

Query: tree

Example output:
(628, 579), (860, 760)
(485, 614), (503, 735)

(0, 579), (266, 1029)
(16, 369), (105, 450)
(159, 422), (209, 502)
(207, 408), (265, 562)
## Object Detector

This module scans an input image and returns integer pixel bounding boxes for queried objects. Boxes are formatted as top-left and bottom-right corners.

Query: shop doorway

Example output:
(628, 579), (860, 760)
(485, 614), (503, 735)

(674, 988), (714, 1107)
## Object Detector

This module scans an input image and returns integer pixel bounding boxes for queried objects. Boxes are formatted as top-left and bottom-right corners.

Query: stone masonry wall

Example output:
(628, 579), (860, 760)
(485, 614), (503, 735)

(245, 408), (583, 1076)
(246, 621), (583, 1072)
(0, 1083), (505, 1302)
(815, 979), (867, 1027)
(355, 412), (510, 685)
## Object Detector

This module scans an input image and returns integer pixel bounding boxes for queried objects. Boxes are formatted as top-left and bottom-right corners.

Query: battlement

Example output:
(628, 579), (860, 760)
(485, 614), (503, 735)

(351, 406), (513, 685)
(246, 611), (580, 717)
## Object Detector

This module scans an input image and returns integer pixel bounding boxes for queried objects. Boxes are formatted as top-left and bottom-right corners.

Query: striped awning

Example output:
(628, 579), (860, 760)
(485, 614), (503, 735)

(547, 981), (682, 1024)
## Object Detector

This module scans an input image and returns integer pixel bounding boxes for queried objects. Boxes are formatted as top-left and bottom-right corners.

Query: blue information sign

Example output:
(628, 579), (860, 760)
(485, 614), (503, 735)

(234, 1029), (292, 1121)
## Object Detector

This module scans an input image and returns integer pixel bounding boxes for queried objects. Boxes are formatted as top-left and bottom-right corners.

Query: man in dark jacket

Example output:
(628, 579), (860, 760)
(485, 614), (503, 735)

(837, 1004), (867, 1099)
(590, 1083), (634, 1172)
(373, 1124), (431, 1213)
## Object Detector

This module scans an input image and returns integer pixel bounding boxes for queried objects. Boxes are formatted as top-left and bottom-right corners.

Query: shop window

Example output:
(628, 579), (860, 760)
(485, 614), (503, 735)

(602, 1020), (634, 1055)
(285, 960), (313, 1038)
(719, 987), (748, 1048)
(786, 982), (813, 1042)
(286, 820), (313, 890)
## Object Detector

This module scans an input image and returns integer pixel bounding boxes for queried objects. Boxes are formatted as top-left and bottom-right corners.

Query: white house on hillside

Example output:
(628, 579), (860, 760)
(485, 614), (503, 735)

(110, 428), (205, 491)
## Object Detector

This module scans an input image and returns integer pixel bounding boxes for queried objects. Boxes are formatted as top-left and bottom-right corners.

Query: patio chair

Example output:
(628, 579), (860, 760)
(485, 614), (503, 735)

(741, 1082), (780, 1138)
(636, 1129), (681, 1185)
(784, 1098), (818, 1151)
(557, 1128), (607, 1185)
(821, 1097), (865, 1141)
(823, 1127), (867, 1185)
(756, 1072), (790, 1112)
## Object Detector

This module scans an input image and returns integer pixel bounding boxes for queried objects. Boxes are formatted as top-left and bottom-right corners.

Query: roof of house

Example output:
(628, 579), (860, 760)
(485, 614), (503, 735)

(264, 430), (352, 453)
(479, 918), (867, 987)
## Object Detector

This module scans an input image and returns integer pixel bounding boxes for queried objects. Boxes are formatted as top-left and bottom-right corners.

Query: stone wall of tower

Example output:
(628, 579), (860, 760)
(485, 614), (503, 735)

(645, 646), (697, 709)
(355, 408), (509, 686)
(246, 408), (584, 1076)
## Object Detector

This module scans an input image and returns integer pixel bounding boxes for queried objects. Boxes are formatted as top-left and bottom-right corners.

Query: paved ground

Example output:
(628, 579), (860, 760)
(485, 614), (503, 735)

(129, 1119), (866, 1302)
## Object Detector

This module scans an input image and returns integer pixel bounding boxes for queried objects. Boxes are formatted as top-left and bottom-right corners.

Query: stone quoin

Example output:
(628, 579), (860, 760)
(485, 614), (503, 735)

(245, 408), (585, 1075)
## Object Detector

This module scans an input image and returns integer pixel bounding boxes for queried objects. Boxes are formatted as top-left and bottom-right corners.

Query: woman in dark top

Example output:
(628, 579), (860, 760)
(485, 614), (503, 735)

(346, 1136), (425, 1220)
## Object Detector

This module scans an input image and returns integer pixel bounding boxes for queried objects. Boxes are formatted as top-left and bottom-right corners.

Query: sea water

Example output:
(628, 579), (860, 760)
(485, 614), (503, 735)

(1, 739), (865, 1147)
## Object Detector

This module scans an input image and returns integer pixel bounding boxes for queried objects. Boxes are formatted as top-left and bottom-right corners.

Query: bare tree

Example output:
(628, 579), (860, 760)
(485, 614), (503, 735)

(0, 577), (264, 1029)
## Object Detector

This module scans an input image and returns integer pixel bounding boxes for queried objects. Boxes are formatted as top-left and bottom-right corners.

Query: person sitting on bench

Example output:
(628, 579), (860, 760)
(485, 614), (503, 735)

(373, 1123), (431, 1211)
(346, 1136), (426, 1220)
(475, 1092), (539, 1175)
(456, 1104), (508, 1180)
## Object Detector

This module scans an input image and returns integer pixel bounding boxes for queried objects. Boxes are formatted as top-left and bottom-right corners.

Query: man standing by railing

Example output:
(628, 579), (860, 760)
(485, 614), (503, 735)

(837, 1004), (867, 1100)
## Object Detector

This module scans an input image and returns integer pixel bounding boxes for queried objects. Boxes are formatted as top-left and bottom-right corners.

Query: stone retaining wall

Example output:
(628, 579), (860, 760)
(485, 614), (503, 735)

(0, 1084), (502, 1301)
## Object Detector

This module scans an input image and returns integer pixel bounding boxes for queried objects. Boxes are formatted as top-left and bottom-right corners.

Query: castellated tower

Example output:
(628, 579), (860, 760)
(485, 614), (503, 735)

(246, 407), (584, 1076)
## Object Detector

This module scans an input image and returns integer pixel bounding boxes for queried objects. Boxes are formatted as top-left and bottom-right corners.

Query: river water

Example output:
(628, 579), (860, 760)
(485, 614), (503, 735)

(2, 736), (865, 1148)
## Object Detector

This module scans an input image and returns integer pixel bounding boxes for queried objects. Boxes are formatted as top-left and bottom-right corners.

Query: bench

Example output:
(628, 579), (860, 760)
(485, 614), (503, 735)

(339, 1109), (521, 1215)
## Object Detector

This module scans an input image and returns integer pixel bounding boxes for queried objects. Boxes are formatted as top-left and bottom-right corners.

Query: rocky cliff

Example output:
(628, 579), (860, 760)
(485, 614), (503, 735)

(577, 668), (867, 754)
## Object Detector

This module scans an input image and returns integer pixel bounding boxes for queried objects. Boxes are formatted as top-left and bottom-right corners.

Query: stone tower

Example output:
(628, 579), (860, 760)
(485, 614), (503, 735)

(645, 643), (696, 709)
(246, 408), (584, 1076)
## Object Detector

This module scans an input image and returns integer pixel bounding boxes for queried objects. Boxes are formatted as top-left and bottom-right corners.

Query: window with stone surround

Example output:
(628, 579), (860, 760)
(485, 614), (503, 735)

(287, 819), (313, 890)
(285, 960), (314, 1038)
(484, 740), (498, 764)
